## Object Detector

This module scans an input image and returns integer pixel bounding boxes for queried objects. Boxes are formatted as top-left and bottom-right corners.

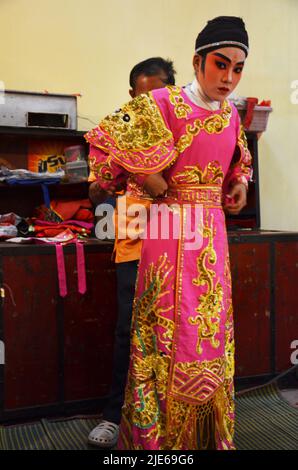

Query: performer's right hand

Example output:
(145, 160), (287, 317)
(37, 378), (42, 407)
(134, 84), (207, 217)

(143, 173), (168, 198)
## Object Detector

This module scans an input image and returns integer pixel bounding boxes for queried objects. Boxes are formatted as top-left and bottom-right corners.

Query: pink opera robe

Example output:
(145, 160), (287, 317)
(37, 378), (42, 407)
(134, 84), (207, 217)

(85, 85), (252, 450)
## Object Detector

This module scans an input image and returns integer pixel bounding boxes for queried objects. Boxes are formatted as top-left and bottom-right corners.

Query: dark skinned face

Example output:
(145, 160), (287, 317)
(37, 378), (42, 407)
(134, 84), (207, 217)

(129, 73), (168, 98)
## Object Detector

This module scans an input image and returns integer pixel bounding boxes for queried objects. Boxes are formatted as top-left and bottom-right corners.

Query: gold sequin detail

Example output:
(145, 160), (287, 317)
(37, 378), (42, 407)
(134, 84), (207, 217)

(100, 93), (173, 151)
(132, 253), (175, 355)
(224, 252), (235, 381)
(214, 382), (235, 446)
(224, 318), (235, 380)
(86, 92), (178, 174)
(122, 254), (175, 437)
(172, 357), (225, 402)
(170, 161), (224, 185)
(190, 214), (223, 355)
(176, 102), (232, 154)
(238, 124), (249, 154)
(235, 124), (252, 182)
(165, 395), (216, 450)
(167, 85), (193, 119)
(126, 175), (153, 200)
(88, 155), (113, 181)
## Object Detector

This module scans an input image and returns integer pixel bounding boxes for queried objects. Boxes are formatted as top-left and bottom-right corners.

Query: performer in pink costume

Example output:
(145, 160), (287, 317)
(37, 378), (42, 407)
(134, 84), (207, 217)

(86, 16), (252, 450)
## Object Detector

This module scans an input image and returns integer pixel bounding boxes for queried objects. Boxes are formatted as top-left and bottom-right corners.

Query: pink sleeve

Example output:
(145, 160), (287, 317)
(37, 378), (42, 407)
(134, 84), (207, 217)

(224, 111), (253, 191)
(87, 144), (128, 191)
(85, 93), (178, 178)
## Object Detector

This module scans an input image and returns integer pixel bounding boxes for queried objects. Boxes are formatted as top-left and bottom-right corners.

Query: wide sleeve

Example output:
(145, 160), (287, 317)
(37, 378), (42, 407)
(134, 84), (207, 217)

(224, 111), (253, 191)
(85, 92), (178, 184)
(86, 144), (128, 191)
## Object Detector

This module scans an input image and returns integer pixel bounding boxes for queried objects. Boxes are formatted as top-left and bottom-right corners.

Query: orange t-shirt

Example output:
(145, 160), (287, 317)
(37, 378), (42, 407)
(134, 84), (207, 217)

(89, 171), (152, 263)
(113, 195), (152, 263)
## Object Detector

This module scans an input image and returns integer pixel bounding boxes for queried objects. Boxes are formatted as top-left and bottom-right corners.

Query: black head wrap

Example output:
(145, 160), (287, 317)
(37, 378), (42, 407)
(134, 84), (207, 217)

(195, 16), (249, 56)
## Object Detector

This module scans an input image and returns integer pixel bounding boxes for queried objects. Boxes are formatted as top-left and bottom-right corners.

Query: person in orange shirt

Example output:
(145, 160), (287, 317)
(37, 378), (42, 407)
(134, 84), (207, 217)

(87, 57), (176, 447)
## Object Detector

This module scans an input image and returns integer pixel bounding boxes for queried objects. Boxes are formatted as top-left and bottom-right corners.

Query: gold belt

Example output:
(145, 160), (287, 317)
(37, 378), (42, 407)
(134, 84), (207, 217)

(166, 184), (222, 206)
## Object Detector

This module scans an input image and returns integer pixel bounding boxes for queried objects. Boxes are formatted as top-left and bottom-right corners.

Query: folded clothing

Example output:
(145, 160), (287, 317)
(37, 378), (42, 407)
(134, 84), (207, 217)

(35, 199), (94, 223)
(0, 212), (27, 239)
(33, 221), (92, 238)
(0, 167), (64, 182)
(0, 224), (18, 239)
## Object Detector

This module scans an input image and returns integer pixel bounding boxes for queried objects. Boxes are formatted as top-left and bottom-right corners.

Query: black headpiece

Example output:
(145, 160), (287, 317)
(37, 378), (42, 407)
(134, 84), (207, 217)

(195, 16), (249, 56)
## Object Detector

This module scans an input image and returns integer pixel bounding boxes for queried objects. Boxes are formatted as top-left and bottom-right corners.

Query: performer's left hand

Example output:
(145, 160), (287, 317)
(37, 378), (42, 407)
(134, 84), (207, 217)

(224, 183), (247, 215)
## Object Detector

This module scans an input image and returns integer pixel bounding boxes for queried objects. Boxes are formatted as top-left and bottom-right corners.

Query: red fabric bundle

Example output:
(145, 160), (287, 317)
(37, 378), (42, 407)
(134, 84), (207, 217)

(33, 199), (94, 237)
(35, 199), (94, 223)
(34, 223), (91, 238)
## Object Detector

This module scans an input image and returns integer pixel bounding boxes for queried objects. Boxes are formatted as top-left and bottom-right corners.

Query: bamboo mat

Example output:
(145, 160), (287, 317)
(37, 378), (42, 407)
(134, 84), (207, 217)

(1, 383), (298, 450)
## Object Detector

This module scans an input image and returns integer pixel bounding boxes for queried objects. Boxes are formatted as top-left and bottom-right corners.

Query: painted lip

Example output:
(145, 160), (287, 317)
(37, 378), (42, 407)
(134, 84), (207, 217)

(217, 87), (230, 93)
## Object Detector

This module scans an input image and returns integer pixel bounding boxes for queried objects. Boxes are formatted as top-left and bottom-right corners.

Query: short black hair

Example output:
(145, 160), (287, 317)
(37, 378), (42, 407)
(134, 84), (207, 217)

(129, 57), (176, 89)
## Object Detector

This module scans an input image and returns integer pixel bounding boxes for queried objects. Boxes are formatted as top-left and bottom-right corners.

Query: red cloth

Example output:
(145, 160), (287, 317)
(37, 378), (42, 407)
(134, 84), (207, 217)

(259, 100), (271, 106)
(34, 224), (91, 237)
(35, 199), (94, 223)
(243, 97), (258, 129)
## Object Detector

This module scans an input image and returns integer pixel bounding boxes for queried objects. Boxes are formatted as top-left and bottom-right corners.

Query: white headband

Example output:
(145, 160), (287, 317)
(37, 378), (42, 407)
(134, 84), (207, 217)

(195, 40), (249, 55)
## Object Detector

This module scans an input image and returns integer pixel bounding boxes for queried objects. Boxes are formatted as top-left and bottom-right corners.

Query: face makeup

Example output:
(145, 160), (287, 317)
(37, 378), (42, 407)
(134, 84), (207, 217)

(194, 47), (246, 103)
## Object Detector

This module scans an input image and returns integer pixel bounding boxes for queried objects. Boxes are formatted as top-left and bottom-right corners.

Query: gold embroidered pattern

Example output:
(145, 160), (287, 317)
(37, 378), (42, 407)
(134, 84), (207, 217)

(121, 377), (167, 446)
(165, 395), (216, 450)
(224, 318), (235, 381)
(119, 144), (176, 171)
(172, 357), (225, 403)
(88, 155), (113, 181)
(170, 161), (224, 185)
(226, 123), (252, 190)
(176, 102), (232, 154)
(214, 382), (235, 448)
(122, 254), (175, 437)
(86, 92), (178, 174)
(190, 214), (223, 355)
(126, 175), (153, 200)
(132, 253), (175, 355)
(167, 85), (193, 119)
(224, 252), (235, 381)
(126, 378), (167, 430)
(238, 124), (250, 159)
(167, 185), (222, 206)
(235, 124), (252, 181)
(100, 93), (172, 151)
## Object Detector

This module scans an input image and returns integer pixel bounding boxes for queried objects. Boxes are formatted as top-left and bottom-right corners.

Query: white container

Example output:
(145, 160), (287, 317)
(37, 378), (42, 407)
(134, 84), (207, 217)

(236, 105), (272, 132)
(64, 145), (86, 162)
(65, 160), (88, 182)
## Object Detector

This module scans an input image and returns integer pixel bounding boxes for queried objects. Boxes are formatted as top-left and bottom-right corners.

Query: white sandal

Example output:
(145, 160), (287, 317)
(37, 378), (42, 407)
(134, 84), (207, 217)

(88, 420), (119, 448)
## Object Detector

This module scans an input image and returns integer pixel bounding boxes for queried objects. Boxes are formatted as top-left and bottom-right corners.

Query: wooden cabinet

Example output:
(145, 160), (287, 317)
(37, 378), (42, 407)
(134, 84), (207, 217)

(0, 242), (117, 422)
(229, 231), (298, 388)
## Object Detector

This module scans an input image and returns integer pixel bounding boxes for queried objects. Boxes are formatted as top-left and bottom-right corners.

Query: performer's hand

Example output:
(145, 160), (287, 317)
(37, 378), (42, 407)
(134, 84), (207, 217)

(89, 182), (109, 205)
(224, 183), (247, 215)
(89, 181), (127, 205)
(143, 173), (168, 198)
